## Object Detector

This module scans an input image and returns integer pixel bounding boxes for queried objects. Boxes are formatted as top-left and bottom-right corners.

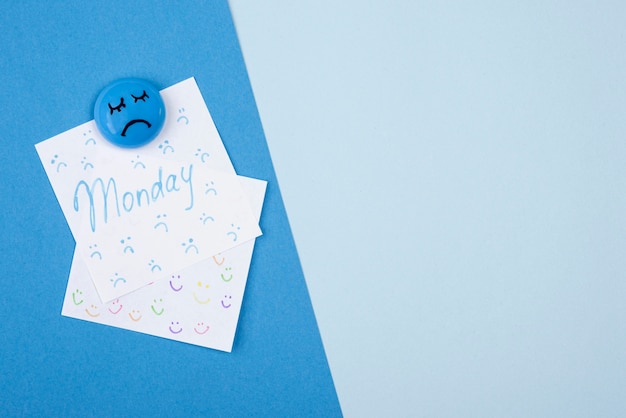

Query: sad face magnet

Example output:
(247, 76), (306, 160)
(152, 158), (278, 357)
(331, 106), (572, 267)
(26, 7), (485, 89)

(94, 78), (166, 147)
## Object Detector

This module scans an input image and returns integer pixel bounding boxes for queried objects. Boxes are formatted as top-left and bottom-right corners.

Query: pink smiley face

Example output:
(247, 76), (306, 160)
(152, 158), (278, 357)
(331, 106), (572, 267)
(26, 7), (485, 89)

(108, 299), (123, 314)
(193, 321), (210, 335)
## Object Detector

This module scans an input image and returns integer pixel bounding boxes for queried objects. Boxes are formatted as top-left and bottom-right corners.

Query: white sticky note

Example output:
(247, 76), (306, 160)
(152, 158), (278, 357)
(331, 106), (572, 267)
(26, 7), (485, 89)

(35, 78), (262, 302)
(67, 151), (259, 302)
(62, 176), (266, 352)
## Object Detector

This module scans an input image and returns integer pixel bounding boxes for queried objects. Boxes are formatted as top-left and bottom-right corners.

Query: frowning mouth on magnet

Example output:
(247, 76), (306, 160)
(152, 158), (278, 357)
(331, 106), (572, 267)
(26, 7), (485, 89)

(121, 119), (151, 137)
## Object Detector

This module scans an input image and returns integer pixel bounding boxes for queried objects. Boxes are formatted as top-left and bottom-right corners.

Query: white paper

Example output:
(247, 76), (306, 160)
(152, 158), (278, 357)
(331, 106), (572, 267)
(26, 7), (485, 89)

(62, 177), (266, 352)
(35, 77), (266, 351)
(36, 78), (262, 302)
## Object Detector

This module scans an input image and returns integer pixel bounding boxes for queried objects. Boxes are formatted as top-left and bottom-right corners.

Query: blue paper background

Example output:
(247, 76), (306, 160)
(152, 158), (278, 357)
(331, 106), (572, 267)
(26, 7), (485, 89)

(0, 1), (340, 416)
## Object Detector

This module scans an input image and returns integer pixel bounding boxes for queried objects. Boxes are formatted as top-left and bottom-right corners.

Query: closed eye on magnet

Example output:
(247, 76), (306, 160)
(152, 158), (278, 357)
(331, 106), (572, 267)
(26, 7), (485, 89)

(108, 97), (126, 114)
(131, 90), (149, 103)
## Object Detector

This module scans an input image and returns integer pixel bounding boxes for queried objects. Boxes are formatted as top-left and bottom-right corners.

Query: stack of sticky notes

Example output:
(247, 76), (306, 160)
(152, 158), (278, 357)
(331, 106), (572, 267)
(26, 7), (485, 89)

(35, 78), (266, 352)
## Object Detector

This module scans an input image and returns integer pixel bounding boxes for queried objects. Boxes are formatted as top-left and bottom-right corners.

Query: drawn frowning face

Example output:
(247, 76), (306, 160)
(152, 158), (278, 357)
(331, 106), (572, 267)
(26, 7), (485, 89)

(94, 78), (165, 147)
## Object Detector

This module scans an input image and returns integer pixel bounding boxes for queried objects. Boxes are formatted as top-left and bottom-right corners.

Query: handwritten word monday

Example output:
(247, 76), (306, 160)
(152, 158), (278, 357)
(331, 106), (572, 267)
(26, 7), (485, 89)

(73, 164), (194, 232)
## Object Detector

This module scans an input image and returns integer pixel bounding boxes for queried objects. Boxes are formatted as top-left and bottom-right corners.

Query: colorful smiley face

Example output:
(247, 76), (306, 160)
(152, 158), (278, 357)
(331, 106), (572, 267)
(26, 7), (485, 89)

(128, 309), (142, 322)
(169, 274), (183, 292)
(168, 321), (183, 334)
(108, 299), (123, 315)
(193, 281), (211, 304)
(94, 78), (166, 147)
(193, 322), (209, 335)
(150, 298), (164, 315)
(72, 289), (84, 306)
(84, 304), (100, 317)
(221, 295), (232, 309)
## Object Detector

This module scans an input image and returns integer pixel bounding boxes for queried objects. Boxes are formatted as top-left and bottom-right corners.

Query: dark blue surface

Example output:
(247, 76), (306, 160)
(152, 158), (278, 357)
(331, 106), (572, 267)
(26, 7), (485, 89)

(0, 2), (341, 416)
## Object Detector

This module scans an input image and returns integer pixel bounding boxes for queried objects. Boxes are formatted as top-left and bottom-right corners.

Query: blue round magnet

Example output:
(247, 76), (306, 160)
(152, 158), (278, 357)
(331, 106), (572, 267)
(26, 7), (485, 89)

(94, 78), (166, 148)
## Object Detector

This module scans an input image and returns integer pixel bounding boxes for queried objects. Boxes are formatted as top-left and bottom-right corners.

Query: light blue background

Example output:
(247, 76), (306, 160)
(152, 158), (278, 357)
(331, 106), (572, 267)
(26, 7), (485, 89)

(230, 1), (626, 416)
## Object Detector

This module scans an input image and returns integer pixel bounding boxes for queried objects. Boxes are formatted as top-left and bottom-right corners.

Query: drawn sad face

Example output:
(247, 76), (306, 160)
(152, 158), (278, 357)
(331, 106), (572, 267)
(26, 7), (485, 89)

(94, 78), (166, 147)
